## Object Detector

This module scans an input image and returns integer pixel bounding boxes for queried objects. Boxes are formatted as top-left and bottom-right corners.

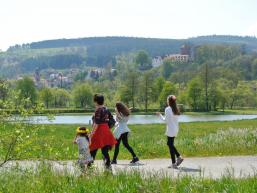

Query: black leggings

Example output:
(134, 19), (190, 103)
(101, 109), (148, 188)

(90, 145), (111, 166)
(113, 132), (136, 161)
(167, 137), (180, 164)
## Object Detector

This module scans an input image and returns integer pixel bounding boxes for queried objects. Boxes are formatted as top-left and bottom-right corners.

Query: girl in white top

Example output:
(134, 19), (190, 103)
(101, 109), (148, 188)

(157, 95), (183, 169)
(111, 102), (139, 164)
(73, 127), (93, 171)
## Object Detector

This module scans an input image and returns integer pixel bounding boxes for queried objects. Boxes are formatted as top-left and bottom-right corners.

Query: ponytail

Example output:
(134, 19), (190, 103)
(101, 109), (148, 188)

(167, 95), (180, 115)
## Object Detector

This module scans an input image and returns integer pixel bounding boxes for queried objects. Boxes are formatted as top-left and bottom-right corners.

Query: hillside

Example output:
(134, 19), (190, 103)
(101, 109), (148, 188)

(10, 35), (257, 52)
(1, 35), (257, 78)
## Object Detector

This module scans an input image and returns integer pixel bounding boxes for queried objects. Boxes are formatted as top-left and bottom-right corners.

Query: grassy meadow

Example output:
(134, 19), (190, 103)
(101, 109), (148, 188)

(0, 119), (257, 193)
(0, 165), (256, 193)
(1, 119), (256, 160)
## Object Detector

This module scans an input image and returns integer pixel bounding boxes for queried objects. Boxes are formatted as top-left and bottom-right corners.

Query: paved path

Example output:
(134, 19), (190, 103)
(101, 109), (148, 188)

(1, 156), (257, 179)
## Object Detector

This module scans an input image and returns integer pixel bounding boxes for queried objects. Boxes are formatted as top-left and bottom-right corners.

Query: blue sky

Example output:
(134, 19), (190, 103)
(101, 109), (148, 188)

(0, 0), (257, 50)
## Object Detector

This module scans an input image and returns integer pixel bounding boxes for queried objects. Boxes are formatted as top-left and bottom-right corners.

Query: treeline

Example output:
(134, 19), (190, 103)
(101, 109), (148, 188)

(1, 44), (257, 112)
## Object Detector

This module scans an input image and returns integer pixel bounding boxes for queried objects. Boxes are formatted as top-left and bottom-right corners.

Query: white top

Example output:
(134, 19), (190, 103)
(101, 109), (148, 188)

(76, 136), (93, 164)
(76, 136), (90, 151)
(113, 112), (131, 139)
(159, 106), (179, 137)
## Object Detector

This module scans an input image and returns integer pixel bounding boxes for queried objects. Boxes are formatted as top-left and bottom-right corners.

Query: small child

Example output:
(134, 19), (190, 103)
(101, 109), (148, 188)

(73, 127), (93, 170)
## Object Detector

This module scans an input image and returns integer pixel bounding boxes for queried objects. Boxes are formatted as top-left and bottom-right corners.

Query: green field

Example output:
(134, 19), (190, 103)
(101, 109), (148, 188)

(1, 119), (256, 160)
(0, 165), (256, 193)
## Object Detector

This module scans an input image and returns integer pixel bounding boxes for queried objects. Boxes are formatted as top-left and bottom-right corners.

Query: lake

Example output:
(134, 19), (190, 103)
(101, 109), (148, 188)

(27, 114), (257, 125)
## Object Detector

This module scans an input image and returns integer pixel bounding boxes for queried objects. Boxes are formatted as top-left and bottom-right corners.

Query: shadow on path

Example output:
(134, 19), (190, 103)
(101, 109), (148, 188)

(178, 167), (201, 173)
(115, 162), (146, 167)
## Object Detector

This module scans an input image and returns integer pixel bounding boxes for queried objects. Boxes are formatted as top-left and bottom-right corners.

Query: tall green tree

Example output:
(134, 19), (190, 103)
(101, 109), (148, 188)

(135, 50), (152, 70)
(252, 58), (257, 79)
(72, 83), (93, 108)
(0, 79), (9, 101)
(187, 77), (204, 111)
(39, 87), (54, 108)
(162, 59), (174, 79)
(119, 71), (140, 108)
(53, 88), (71, 108)
(119, 86), (131, 106)
(208, 81), (222, 111)
(140, 71), (154, 112)
(203, 62), (209, 111)
(16, 77), (37, 105)
(158, 81), (177, 109)
(115, 53), (138, 81)
(152, 76), (165, 101)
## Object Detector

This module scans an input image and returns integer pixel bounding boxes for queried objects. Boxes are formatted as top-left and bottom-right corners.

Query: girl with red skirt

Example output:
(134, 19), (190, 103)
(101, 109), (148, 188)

(89, 94), (117, 169)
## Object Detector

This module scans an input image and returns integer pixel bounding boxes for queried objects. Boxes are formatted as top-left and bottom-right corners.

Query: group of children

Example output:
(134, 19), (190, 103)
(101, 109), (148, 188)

(73, 94), (183, 171)
(73, 100), (139, 171)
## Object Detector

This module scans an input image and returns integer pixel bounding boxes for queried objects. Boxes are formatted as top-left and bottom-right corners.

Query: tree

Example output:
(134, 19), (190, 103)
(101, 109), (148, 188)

(53, 88), (71, 108)
(158, 81), (177, 109)
(203, 62), (209, 111)
(16, 77), (37, 106)
(0, 80), (45, 167)
(215, 79), (230, 111)
(0, 79), (9, 101)
(227, 85), (243, 109)
(119, 86), (131, 106)
(162, 59), (174, 79)
(252, 58), (257, 79)
(140, 71), (154, 112)
(232, 82), (256, 108)
(39, 87), (54, 108)
(152, 76), (165, 101)
(208, 81), (222, 111)
(187, 77), (204, 111)
(119, 71), (140, 109)
(135, 50), (152, 70)
(115, 53), (138, 81)
(72, 83), (93, 108)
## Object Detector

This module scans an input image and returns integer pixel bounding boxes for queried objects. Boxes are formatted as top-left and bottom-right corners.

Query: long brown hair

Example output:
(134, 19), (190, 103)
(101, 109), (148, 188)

(116, 102), (130, 116)
(168, 95), (180, 115)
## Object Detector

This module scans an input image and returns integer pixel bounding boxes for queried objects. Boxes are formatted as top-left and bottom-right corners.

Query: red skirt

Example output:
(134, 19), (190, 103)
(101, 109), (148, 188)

(89, 123), (117, 151)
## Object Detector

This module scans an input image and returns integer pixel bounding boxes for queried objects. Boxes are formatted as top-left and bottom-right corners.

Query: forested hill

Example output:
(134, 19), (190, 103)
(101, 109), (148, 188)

(9, 37), (182, 57)
(189, 35), (257, 51)
(1, 35), (257, 78)
(10, 35), (257, 53)
(7, 36), (257, 66)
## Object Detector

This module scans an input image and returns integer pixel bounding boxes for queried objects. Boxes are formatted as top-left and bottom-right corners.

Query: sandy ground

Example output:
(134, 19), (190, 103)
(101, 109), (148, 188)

(1, 156), (256, 179)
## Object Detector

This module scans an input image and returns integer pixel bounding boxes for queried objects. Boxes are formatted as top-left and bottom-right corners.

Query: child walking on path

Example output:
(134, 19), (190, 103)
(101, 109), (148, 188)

(111, 102), (139, 164)
(157, 95), (184, 169)
(73, 127), (93, 170)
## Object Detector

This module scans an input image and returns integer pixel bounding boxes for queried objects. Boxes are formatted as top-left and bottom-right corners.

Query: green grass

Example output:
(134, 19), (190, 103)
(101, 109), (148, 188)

(1, 119), (257, 160)
(0, 165), (256, 193)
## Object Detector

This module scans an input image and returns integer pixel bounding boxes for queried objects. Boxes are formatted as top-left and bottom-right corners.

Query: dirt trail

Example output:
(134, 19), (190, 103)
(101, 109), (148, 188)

(1, 156), (256, 179)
